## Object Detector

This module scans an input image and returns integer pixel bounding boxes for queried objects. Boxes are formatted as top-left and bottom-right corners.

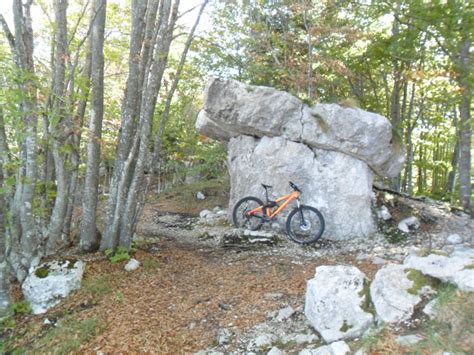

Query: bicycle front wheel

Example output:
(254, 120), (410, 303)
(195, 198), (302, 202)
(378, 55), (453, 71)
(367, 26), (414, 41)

(286, 205), (325, 244)
(232, 196), (265, 231)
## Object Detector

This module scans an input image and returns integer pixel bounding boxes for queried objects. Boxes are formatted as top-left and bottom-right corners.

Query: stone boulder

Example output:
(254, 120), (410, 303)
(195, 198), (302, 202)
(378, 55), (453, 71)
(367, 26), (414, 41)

(404, 253), (474, 291)
(196, 78), (404, 177)
(228, 135), (375, 239)
(370, 264), (430, 323)
(22, 259), (85, 314)
(305, 265), (373, 343)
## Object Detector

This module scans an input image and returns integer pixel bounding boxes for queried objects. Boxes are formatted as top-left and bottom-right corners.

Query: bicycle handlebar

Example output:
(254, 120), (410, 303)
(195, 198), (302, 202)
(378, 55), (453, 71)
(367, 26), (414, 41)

(289, 181), (301, 192)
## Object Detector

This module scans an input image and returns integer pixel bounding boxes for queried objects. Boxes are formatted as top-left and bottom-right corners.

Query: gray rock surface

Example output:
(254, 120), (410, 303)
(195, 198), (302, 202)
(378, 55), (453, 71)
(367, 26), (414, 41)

(254, 333), (277, 348)
(228, 135), (375, 239)
(124, 258), (140, 271)
(370, 264), (424, 323)
(377, 205), (392, 220)
(196, 78), (404, 177)
(422, 298), (439, 319)
(396, 334), (423, 346)
(305, 265), (373, 342)
(451, 269), (474, 292)
(403, 253), (473, 285)
(276, 306), (295, 321)
(446, 234), (463, 245)
(299, 341), (351, 355)
(398, 216), (420, 233)
(22, 260), (85, 314)
(267, 347), (283, 355)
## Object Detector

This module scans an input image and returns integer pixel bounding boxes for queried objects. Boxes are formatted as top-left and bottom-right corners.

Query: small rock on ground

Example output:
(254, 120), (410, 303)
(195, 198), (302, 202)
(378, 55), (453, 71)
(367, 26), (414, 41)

(276, 306), (295, 321)
(396, 334), (423, 346)
(124, 258), (140, 271)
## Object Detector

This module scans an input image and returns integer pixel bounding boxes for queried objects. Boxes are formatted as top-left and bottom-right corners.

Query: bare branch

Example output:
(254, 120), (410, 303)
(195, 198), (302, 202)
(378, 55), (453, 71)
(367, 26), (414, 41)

(0, 14), (15, 49)
(177, 3), (201, 19)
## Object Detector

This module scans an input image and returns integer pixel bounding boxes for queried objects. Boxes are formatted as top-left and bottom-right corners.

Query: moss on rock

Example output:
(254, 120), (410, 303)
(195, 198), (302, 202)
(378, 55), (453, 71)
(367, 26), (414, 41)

(405, 268), (440, 295)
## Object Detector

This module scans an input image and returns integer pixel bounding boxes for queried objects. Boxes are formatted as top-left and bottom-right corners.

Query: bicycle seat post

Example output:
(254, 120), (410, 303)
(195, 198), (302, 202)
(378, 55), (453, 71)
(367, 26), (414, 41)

(261, 183), (272, 203)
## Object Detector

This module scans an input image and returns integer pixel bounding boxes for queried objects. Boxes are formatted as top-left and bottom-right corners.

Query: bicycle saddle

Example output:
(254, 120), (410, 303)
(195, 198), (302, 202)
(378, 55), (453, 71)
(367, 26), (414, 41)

(261, 184), (273, 189)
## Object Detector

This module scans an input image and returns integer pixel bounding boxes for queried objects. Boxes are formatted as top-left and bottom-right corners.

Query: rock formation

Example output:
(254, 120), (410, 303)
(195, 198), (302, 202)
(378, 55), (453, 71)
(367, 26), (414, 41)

(196, 78), (404, 239)
(22, 259), (85, 314)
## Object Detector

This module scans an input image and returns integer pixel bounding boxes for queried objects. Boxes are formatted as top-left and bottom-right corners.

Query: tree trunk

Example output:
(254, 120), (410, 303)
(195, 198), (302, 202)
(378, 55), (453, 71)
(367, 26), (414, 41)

(0, 119), (11, 319)
(118, 0), (178, 248)
(46, 0), (70, 254)
(10, 0), (40, 281)
(80, 0), (107, 252)
(101, 0), (148, 251)
(456, 30), (471, 214)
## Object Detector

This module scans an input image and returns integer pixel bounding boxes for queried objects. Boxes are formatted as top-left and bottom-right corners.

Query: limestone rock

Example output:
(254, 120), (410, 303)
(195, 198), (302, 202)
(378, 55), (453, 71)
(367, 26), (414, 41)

(446, 234), (463, 245)
(396, 334), (423, 346)
(423, 298), (439, 319)
(403, 253), (472, 284)
(197, 78), (404, 177)
(370, 264), (423, 323)
(22, 260), (85, 314)
(305, 265), (373, 343)
(377, 205), (392, 220)
(451, 269), (474, 292)
(228, 135), (375, 240)
(267, 347), (284, 355)
(124, 258), (140, 272)
(299, 341), (351, 355)
(276, 306), (295, 321)
(196, 191), (206, 200)
(217, 328), (233, 345)
(254, 333), (277, 348)
(398, 216), (420, 233)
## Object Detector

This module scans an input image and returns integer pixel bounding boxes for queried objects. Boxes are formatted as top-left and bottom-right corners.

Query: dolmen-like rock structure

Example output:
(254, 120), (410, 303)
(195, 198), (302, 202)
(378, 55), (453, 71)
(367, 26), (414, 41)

(196, 78), (404, 239)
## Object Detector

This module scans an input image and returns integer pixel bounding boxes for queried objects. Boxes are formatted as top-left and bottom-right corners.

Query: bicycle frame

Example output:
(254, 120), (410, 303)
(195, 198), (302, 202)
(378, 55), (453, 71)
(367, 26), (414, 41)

(247, 190), (300, 219)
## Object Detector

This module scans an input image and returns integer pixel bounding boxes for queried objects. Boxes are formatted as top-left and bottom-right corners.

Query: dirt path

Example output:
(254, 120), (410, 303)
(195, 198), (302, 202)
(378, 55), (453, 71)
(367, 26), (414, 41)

(78, 230), (383, 353)
(81, 239), (322, 353)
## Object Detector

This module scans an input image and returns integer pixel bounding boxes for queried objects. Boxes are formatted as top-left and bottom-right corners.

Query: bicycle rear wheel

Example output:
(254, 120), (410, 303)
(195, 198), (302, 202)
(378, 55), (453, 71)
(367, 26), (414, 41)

(286, 205), (325, 244)
(232, 196), (265, 231)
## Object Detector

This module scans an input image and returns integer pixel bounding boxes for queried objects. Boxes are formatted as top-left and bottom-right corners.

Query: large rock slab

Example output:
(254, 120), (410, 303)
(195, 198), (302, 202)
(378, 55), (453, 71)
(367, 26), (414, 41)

(404, 253), (474, 291)
(228, 135), (375, 239)
(22, 259), (85, 314)
(196, 78), (404, 177)
(305, 265), (373, 343)
(370, 264), (426, 323)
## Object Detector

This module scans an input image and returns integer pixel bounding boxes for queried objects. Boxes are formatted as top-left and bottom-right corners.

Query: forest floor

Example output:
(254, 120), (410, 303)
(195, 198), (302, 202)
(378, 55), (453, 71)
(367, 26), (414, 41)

(2, 179), (473, 354)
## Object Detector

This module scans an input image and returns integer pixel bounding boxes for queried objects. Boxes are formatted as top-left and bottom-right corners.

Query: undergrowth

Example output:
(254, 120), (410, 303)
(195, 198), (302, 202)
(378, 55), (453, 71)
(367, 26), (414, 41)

(29, 315), (102, 354)
(409, 285), (474, 354)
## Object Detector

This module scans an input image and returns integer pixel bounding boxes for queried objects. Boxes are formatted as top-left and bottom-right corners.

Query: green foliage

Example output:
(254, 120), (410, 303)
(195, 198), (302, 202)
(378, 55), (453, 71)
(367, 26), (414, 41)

(82, 275), (112, 296)
(9, 301), (32, 315)
(31, 316), (102, 354)
(105, 246), (131, 263)
(408, 286), (474, 354)
(143, 257), (161, 271)
(358, 278), (375, 316)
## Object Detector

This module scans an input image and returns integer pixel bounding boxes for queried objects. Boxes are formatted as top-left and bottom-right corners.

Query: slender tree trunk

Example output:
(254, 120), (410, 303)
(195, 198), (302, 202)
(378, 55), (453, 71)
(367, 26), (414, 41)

(456, 31), (471, 214)
(0, 117), (11, 319)
(80, 0), (107, 252)
(136, 0), (209, 231)
(10, 0), (40, 281)
(101, 0), (148, 251)
(46, 0), (70, 253)
(119, 0), (178, 248)
(447, 110), (460, 202)
(302, 1), (313, 100)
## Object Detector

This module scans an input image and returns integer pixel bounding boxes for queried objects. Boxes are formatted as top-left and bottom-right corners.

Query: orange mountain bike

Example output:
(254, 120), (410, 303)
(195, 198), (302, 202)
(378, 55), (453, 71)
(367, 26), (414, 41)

(232, 181), (325, 244)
